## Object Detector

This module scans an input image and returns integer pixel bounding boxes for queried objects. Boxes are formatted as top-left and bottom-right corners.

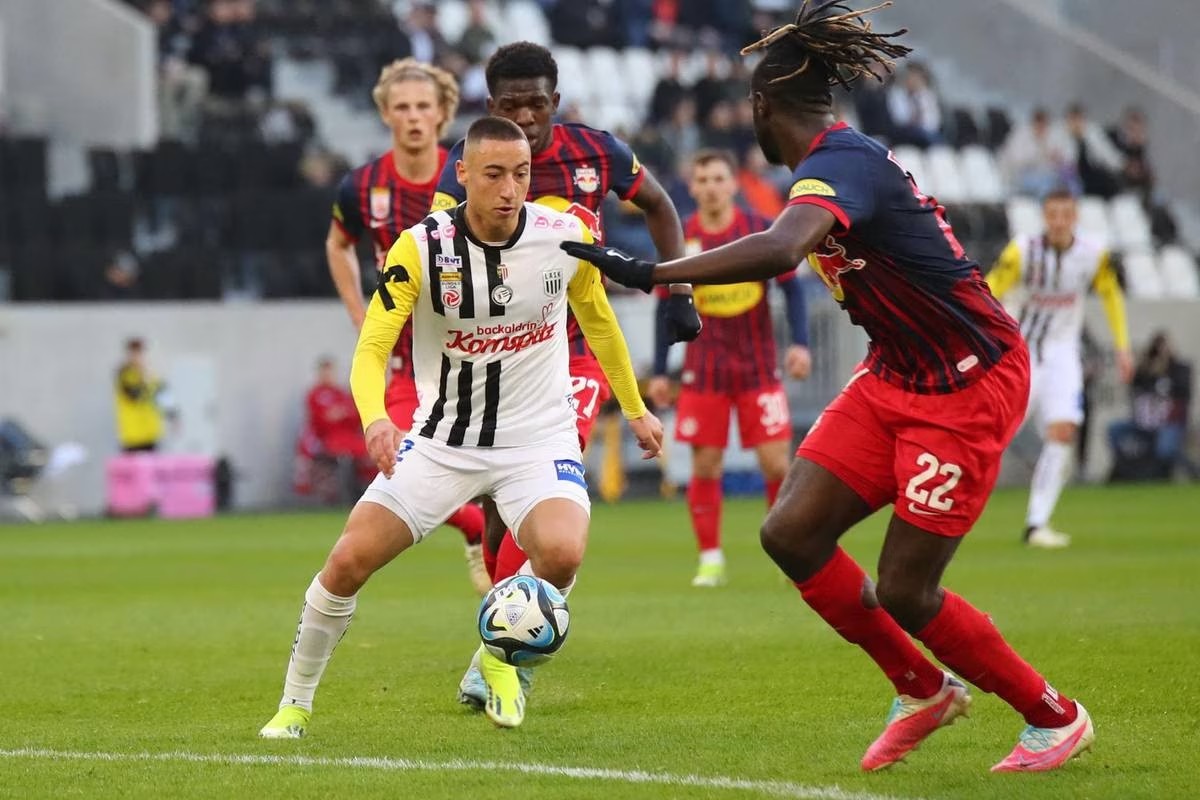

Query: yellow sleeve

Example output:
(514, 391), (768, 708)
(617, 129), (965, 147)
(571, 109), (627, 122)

(986, 239), (1023, 298)
(566, 222), (648, 420)
(1091, 251), (1130, 352)
(351, 231), (423, 430)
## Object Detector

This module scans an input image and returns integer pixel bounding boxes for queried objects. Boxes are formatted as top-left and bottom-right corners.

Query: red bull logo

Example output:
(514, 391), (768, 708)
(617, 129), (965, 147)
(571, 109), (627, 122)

(807, 235), (866, 302)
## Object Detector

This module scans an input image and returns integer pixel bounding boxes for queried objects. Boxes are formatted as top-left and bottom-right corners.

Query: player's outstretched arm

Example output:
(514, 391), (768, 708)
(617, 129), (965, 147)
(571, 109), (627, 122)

(986, 239), (1023, 300)
(630, 169), (702, 343)
(1092, 251), (1133, 382)
(562, 204), (837, 290)
(566, 256), (663, 459)
(327, 221), (366, 329)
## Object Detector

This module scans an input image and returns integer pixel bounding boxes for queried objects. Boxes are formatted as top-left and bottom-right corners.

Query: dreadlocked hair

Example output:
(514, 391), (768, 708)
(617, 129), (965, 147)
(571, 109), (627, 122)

(742, 0), (911, 107)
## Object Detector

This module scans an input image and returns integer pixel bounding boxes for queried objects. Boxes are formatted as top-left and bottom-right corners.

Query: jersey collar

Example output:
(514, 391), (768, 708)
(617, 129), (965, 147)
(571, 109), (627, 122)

(454, 203), (528, 249)
(805, 121), (848, 157)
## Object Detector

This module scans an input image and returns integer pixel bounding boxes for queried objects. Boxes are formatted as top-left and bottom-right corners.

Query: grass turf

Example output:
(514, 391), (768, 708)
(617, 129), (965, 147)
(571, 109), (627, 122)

(1, 483), (1197, 799)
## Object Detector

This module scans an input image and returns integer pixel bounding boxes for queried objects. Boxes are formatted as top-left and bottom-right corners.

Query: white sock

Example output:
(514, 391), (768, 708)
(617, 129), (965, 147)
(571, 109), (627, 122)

(279, 575), (357, 711)
(699, 548), (725, 567)
(1027, 441), (1072, 528)
(518, 559), (575, 598)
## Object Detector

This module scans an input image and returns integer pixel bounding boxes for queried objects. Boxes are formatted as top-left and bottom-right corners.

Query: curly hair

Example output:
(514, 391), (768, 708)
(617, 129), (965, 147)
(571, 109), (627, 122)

(743, 0), (911, 110)
(485, 41), (558, 95)
(371, 58), (460, 138)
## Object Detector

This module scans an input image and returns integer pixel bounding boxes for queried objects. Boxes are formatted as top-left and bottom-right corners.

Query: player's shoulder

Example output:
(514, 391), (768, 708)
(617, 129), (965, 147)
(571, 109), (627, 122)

(557, 122), (626, 151)
(522, 202), (589, 241)
(1071, 233), (1109, 260)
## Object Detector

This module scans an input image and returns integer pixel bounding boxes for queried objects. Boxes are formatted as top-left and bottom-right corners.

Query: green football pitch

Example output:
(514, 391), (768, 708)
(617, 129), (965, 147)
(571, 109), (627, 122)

(2, 483), (1197, 800)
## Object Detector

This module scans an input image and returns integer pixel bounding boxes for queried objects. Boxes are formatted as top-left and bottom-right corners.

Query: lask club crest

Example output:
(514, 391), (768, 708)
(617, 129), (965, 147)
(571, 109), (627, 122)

(573, 166), (599, 193)
(543, 267), (563, 296)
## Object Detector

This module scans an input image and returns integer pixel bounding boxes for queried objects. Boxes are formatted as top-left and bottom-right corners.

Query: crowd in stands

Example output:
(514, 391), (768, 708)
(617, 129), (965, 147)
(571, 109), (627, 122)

(0, 0), (1182, 304)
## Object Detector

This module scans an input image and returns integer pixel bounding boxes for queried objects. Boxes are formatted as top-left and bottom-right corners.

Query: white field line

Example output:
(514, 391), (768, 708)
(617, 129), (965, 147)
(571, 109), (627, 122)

(0, 748), (923, 800)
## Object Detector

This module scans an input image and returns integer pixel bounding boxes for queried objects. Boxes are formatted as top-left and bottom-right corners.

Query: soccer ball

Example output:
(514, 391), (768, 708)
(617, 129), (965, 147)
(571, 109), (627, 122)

(477, 575), (570, 666)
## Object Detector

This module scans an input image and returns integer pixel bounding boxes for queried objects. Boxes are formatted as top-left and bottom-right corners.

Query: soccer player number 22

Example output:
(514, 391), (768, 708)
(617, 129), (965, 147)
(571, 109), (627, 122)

(904, 452), (963, 512)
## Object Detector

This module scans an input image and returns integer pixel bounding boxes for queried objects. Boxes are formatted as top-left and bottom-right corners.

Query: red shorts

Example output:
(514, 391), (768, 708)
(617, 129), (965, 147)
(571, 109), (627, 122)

(385, 374), (419, 433)
(797, 346), (1030, 537)
(676, 385), (792, 449)
(570, 356), (610, 449)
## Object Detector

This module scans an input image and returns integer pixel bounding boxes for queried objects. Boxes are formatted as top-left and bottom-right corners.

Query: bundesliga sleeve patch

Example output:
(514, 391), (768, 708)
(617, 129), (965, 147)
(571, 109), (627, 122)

(554, 459), (587, 488)
(430, 192), (458, 212)
(788, 179), (837, 199)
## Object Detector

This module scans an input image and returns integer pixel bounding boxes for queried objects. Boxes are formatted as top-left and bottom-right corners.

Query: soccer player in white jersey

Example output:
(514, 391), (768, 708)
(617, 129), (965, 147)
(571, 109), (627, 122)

(988, 189), (1131, 548)
(259, 116), (663, 737)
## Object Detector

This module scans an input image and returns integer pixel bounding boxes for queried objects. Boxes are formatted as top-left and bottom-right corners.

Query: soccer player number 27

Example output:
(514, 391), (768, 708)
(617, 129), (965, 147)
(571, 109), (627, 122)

(905, 452), (962, 511)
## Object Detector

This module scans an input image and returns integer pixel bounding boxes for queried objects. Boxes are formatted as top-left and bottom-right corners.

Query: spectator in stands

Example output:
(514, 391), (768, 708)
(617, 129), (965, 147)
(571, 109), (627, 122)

(294, 356), (373, 501)
(114, 338), (166, 453)
(187, 0), (270, 103)
(1108, 331), (1195, 481)
(1108, 106), (1154, 198)
(1000, 107), (1078, 197)
(649, 48), (689, 126)
(548, 0), (617, 48)
(850, 61), (895, 142)
(456, 0), (496, 64)
(142, 0), (208, 142)
(99, 250), (142, 301)
(886, 62), (942, 148)
(1064, 103), (1123, 198)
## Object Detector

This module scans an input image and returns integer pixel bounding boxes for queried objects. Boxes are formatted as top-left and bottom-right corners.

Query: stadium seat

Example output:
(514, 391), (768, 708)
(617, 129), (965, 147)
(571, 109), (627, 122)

(1005, 196), (1041, 238)
(924, 146), (967, 203)
(1120, 249), (1165, 299)
(550, 47), (586, 106)
(1109, 193), (1153, 250)
(1158, 245), (1200, 299)
(501, 0), (550, 45)
(891, 146), (930, 194)
(1077, 196), (1111, 247)
(433, 0), (470, 44)
(586, 47), (627, 106)
(621, 48), (658, 107)
(959, 146), (1006, 203)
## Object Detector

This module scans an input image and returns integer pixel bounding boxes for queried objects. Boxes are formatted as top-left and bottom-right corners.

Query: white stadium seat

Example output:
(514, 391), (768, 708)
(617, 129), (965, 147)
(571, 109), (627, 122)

(891, 146), (931, 194)
(433, 0), (469, 43)
(1005, 196), (1042, 238)
(621, 48), (658, 105)
(586, 47), (627, 105)
(1121, 249), (1165, 299)
(1077, 196), (1111, 248)
(550, 46), (586, 106)
(1109, 193), (1153, 250)
(500, 1), (550, 45)
(959, 145), (1006, 203)
(924, 146), (967, 203)
(1158, 245), (1200, 299)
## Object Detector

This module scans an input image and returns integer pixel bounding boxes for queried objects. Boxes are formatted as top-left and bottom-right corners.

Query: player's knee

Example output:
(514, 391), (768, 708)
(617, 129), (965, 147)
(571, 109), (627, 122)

(529, 534), (584, 586)
(322, 543), (374, 596)
(760, 507), (824, 574)
(874, 577), (937, 632)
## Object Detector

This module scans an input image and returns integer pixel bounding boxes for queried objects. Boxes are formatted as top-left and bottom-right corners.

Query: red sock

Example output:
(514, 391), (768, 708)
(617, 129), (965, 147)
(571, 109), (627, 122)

(482, 534), (498, 582)
(494, 530), (526, 582)
(916, 591), (1078, 728)
(796, 548), (943, 699)
(765, 478), (782, 508)
(687, 477), (722, 552)
(446, 503), (484, 544)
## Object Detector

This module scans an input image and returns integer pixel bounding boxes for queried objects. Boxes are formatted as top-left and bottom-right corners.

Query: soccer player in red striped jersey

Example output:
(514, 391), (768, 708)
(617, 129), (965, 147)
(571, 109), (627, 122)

(566, 1), (1093, 775)
(435, 41), (700, 709)
(646, 150), (812, 588)
(326, 59), (487, 594)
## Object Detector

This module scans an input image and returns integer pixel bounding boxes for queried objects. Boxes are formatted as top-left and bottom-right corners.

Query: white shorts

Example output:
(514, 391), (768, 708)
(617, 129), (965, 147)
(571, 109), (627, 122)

(359, 431), (590, 542)
(1026, 344), (1084, 432)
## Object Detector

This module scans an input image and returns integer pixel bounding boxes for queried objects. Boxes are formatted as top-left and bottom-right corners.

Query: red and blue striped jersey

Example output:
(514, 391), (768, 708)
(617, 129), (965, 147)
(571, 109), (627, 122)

(333, 147), (449, 378)
(668, 209), (796, 393)
(434, 123), (645, 360)
(787, 123), (1021, 394)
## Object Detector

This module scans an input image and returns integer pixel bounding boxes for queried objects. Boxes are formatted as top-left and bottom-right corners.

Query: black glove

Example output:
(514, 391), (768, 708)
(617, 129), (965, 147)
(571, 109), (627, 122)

(560, 241), (656, 293)
(664, 292), (702, 344)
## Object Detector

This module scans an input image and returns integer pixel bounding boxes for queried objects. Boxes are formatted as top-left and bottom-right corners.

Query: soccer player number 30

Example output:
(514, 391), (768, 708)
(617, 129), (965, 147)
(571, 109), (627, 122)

(905, 452), (963, 511)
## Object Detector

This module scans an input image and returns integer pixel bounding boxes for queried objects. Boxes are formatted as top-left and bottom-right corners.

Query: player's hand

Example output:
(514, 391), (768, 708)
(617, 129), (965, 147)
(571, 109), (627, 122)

(1116, 349), (1134, 384)
(627, 411), (664, 460)
(664, 290), (702, 344)
(349, 306), (365, 330)
(646, 375), (672, 409)
(785, 345), (812, 380)
(560, 241), (656, 293)
(364, 418), (405, 478)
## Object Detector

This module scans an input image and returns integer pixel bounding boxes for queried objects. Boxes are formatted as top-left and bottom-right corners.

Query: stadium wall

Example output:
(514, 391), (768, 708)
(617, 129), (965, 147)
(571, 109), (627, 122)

(1, 300), (1194, 516)
(0, 0), (156, 147)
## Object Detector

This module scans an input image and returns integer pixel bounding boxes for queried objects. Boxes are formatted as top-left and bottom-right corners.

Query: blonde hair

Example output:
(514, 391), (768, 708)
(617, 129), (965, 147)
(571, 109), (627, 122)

(371, 58), (460, 138)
